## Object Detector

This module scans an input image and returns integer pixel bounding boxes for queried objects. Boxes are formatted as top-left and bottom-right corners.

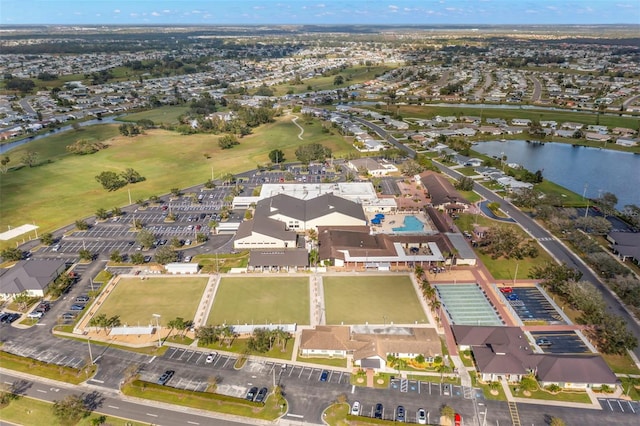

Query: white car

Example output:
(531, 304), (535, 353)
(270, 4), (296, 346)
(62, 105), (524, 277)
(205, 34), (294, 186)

(27, 311), (43, 319)
(350, 401), (360, 416)
(417, 408), (427, 425)
(205, 353), (217, 364)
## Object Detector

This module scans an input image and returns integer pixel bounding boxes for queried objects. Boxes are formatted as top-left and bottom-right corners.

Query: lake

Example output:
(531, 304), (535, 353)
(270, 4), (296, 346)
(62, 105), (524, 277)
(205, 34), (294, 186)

(472, 140), (640, 208)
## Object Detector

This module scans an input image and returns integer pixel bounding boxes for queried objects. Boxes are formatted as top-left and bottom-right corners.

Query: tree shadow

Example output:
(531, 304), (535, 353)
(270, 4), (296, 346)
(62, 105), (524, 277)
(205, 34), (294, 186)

(82, 390), (105, 411)
(10, 380), (31, 396)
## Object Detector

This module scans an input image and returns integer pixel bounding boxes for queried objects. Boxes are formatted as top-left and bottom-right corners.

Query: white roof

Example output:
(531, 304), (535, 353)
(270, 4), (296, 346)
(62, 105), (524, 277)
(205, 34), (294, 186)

(0, 224), (39, 241)
(109, 326), (154, 336)
(259, 182), (378, 203)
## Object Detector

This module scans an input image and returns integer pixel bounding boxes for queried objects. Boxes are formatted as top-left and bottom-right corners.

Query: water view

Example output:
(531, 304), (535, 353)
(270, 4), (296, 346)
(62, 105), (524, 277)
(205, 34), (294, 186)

(472, 140), (640, 208)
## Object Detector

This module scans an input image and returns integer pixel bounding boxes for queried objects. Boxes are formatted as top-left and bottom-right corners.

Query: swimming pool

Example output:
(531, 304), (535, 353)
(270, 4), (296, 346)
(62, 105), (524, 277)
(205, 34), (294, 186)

(392, 215), (424, 233)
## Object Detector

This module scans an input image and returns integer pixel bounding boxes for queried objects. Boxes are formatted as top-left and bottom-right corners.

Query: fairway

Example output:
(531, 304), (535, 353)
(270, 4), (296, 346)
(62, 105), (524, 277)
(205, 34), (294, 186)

(323, 275), (427, 325)
(1, 113), (354, 241)
(94, 277), (208, 327)
(208, 277), (309, 325)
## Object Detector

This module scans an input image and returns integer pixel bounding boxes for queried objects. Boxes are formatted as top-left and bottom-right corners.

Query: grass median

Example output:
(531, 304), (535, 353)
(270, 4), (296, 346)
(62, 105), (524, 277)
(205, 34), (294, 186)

(0, 350), (95, 385)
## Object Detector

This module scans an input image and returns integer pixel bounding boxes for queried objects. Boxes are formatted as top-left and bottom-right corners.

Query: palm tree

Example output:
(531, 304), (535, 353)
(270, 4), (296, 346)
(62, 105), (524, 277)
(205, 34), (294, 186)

(414, 264), (424, 279)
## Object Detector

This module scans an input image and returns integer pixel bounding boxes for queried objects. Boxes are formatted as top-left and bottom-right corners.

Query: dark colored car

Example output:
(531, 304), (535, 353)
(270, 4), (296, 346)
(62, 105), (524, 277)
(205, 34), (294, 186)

(4, 313), (20, 323)
(157, 370), (175, 385)
(0, 313), (10, 323)
(255, 387), (268, 403)
(70, 304), (85, 311)
(75, 296), (89, 303)
(320, 370), (329, 382)
(62, 313), (77, 320)
(396, 405), (405, 422)
(374, 403), (383, 419)
(246, 386), (258, 401)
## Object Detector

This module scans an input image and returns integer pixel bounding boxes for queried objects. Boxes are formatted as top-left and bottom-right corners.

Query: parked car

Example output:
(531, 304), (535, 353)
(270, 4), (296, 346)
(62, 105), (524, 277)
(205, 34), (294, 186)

(0, 313), (9, 323)
(70, 304), (85, 311)
(536, 338), (552, 347)
(62, 313), (77, 320)
(184, 239), (192, 246)
(1, 313), (20, 323)
(255, 387), (268, 403)
(27, 311), (43, 319)
(157, 370), (175, 385)
(75, 296), (89, 303)
(374, 403), (383, 419)
(320, 370), (329, 382)
(351, 401), (361, 416)
(396, 405), (405, 422)
(417, 408), (427, 425)
(205, 353), (216, 364)
(245, 386), (258, 401)
(184, 256), (192, 262)
(499, 287), (513, 294)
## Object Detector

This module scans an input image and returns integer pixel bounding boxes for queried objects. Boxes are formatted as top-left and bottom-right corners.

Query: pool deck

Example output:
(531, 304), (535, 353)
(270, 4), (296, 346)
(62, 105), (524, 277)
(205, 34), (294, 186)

(368, 211), (436, 234)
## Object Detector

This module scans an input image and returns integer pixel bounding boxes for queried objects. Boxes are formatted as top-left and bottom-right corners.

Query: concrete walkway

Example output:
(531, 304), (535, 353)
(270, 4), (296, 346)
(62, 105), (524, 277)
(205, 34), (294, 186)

(192, 274), (220, 328)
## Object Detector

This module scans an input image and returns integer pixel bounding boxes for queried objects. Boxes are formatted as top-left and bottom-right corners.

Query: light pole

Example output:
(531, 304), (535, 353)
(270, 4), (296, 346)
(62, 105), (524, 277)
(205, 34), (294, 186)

(87, 337), (94, 364)
(153, 314), (162, 347)
(513, 262), (519, 285)
(128, 188), (132, 205)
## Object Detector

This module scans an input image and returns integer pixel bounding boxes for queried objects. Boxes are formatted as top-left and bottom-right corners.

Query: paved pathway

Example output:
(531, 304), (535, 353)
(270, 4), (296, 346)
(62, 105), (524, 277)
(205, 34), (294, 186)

(193, 274), (220, 328)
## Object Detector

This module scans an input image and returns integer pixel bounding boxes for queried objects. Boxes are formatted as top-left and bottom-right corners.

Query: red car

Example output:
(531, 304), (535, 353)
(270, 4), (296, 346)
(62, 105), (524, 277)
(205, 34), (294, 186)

(500, 287), (513, 294)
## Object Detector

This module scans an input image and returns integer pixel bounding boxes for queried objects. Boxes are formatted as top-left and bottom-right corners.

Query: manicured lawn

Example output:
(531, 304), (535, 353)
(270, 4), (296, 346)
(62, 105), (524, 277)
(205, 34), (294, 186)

(0, 350), (95, 385)
(94, 277), (208, 327)
(601, 353), (640, 375)
(323, 275), (427, 325)
(455, 213), (555, 280)
(295, 354), (348, 368)
(117, 105), (189, 125)
(121, 379), (283, 420)
(0, 396), (148, 426)
(208, 277), (310, 325)
(517, 388), (591, 404)
(194, 251), (249, 273)
(201, 337), (295, 360)
(1, 114), (354, 244)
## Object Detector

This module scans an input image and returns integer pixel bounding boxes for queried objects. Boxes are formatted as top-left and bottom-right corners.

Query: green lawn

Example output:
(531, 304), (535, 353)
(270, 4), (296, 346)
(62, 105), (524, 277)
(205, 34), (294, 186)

(0, 396), (148, 426)
(200, 337), (295, 360)
(117, 105), (189, 125)
(95, 277), (208, 327)
(323, 275), (427, 325)
(0, 350), (95, 385)
(455, 213), (555, 280)
(1, 114), (355, 244)
(208, 277), (310, 325)
(517, 388), (591, 404)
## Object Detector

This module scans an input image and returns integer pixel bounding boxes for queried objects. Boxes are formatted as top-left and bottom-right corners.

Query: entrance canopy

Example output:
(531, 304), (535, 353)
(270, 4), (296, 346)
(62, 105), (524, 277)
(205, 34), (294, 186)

(0, 224), (38, 241)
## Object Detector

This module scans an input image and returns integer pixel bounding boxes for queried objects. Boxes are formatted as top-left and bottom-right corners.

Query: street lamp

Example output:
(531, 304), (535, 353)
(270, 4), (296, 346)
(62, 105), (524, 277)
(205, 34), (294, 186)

(152, 314), (162, 347)
(87, 337), (94, 365)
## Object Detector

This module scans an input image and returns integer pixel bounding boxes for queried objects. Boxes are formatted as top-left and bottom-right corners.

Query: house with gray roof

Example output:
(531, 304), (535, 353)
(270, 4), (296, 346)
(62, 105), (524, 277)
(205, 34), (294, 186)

(0, 259), (67, 299)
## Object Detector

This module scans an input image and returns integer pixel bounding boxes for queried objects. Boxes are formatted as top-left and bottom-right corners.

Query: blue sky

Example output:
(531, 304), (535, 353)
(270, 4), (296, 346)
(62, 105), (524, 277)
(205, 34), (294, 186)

(2, 1), (639, 25)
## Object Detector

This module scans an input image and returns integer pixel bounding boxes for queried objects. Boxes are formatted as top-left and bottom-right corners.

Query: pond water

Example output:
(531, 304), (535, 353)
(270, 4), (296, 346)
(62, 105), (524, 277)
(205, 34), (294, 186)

(472, 140), (640, 208)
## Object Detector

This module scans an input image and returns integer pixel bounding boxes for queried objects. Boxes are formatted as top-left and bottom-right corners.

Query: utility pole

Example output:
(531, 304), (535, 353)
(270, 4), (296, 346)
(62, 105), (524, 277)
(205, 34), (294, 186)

(87, 337), (94, 364)
(128, 188), (132, 205)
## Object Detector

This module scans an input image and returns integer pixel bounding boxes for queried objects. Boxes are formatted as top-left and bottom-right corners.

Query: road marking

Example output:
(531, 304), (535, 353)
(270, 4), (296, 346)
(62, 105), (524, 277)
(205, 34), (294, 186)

(351, 385), (355, 394)
(36, 389), (47, 393)
(4, 381), (13, 385)
(149, 356), (156, 363)
(108, 405), (119, 409)
(287, 414), (303, 418)
(89, 379), (104, 383)
(146, 413), (158, 417)
(187, 421), (199, 425)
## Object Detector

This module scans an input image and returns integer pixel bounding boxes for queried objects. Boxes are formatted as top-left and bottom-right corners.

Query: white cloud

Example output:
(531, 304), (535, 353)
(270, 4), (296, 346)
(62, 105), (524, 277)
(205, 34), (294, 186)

(163, 9), (171, 13)
(151, 11), (161, 17)
(192, 10), (202, 14)
(130, 13), (138, 17)
(113, 9), (120, 14)
(253, 6), (265, 9)
(388, 5), (399, 10)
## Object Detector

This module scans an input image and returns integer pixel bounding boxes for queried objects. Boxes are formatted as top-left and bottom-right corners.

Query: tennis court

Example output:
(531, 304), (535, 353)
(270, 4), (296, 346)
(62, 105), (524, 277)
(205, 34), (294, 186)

(435, 284), (503, 326)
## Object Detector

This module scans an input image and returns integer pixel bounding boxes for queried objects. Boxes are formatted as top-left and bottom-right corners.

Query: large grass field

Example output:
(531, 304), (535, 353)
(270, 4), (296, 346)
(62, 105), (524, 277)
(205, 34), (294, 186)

(207, 277), (309, 325)
(94, 277), (208, 327)
(323, 275), (427, 325)
(0, 112), (354, 241)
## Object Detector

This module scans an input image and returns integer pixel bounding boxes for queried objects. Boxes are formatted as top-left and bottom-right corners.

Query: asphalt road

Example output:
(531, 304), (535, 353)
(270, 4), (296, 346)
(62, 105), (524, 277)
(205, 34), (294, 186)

(435, 162), (640, 360)
(0, 370), (252, 426)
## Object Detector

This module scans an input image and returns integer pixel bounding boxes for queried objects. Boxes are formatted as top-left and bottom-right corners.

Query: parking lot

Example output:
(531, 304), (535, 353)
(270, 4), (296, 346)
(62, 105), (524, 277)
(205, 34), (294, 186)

(529, 331), (593, 354)
(502, 287), (566, 324)
(599, 398), (639, 415)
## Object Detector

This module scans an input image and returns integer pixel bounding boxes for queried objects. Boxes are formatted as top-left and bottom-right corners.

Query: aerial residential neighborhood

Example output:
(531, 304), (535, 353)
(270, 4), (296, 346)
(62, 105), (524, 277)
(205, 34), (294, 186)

(1, 2), (640, 426)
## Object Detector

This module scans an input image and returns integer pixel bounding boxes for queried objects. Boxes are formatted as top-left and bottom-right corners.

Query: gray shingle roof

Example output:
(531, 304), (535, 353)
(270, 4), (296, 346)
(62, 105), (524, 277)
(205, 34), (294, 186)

(255, 193), (365, 223)
(0, 259), (66, 295)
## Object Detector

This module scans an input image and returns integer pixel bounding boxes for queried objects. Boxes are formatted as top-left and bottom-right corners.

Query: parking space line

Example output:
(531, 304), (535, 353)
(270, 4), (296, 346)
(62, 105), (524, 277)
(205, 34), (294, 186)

(328, 371), (334, 382)
(308, 368), (315, 381)
(617, 400), (624, 412)
(298, 367), (305, 379)
(628, 401), (635, 413)
(186, 351), (197, 362)
(607, 399), (613, 411)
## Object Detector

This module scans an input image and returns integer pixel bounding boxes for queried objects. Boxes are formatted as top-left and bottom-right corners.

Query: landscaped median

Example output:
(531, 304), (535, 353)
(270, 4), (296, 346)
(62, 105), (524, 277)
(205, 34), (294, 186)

(121, 379), (286, 420)
(0, 350), (96, 385)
